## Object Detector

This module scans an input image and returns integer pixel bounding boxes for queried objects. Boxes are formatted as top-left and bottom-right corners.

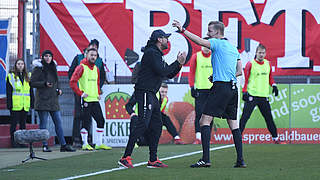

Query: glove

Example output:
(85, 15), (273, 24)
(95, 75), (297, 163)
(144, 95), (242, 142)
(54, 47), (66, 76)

(191, 86), (199, 98)
(272, 85), (279, 96)
(242, 92), (249, 102)
(208, 75), (213, 83)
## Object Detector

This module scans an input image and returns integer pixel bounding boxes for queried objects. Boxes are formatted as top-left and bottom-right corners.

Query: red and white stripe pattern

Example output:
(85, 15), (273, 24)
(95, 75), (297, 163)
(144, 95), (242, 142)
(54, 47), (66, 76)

(40, 0), (131, 75)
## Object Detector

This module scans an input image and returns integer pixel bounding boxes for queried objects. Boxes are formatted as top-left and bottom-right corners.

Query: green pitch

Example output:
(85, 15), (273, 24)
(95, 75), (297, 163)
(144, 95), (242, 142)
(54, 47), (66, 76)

(1, 144), (319, 180)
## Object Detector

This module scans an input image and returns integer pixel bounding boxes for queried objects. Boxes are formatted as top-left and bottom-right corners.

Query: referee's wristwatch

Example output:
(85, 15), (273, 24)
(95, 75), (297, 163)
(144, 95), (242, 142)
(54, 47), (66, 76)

(180, 27), (186, 33)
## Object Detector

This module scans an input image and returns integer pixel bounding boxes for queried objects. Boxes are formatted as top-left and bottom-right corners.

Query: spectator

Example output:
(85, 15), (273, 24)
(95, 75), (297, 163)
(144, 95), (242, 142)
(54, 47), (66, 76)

(30, 50), (75, 152)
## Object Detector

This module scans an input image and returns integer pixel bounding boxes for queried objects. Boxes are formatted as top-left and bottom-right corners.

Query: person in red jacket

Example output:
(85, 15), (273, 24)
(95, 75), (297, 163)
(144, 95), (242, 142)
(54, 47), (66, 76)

(70, 48), (112, 151)
(240, 44), (285, 144)
(188, 37), (212, 144)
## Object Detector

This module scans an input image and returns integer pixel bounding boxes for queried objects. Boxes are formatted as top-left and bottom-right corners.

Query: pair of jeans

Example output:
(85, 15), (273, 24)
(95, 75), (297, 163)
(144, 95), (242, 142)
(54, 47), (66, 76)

(37, 110), (66, 146)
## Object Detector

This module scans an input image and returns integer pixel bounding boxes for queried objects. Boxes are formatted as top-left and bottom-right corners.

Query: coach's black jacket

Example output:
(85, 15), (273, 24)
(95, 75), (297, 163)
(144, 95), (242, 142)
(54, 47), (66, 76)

(135, 44), (181, 93)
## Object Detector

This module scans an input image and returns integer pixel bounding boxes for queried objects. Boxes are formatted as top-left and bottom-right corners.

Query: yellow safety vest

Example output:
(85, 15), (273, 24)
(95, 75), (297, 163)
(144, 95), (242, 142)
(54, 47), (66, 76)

(156, 92), (168, 112)
(195, 51), (212, 89)
(247, 59), (271, 97)
(7, 73), (31, 111)
(78, 64), (99, 102)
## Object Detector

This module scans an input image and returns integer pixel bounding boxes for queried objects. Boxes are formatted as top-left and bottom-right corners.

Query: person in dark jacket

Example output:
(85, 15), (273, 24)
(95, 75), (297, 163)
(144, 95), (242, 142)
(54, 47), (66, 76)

(68, 39), (106, 147)
(30, 50), (75, 152)
(118, 29), (186, 168)
(6, 59), (34, 148)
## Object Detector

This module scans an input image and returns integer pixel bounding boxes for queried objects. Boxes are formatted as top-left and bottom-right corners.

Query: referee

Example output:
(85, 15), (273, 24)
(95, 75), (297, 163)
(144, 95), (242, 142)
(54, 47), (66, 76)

(173, 20), (245, 168)
(118, 29), (186, 168)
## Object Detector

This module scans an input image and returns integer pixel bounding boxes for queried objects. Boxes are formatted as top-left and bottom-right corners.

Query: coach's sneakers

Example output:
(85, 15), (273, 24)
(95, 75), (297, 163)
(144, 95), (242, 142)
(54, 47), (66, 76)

(95, 144), (112, 150)
(82, 144), (94, 151)
(233, 160), (247, 168)
(174, 138), (185, 145)
(192, 139), (202, 145)
(147, 158), (168, 168)
(190, 159), (211, 168)
(118, 156), (134, 168)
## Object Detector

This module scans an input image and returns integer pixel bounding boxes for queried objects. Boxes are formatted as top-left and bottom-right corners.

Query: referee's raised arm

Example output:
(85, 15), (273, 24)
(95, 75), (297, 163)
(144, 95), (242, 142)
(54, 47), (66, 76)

(172, 20), (210, 49)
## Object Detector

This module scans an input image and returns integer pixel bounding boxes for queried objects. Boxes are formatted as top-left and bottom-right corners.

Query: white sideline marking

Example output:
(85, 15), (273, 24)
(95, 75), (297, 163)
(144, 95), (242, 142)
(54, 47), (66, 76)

(58, 144), (234, 180)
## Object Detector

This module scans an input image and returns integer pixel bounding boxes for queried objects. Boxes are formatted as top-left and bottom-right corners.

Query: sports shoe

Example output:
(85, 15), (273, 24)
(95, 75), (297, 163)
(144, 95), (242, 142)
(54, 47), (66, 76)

(233, 160), (247, 168)
(274, 140), (287, 144)
(192, 139), (202, 145)
(82, 144), (94, 151)
(174, 138), (185, 145)
(95, 144), (112, 150)
(60, 144), (76, 152)
(134, 143), (139, 148)
(190, 159), (211, 168)
(43, 145), (52, 152)
(118, 156), (134, 168)
(147, 158), (168, 168)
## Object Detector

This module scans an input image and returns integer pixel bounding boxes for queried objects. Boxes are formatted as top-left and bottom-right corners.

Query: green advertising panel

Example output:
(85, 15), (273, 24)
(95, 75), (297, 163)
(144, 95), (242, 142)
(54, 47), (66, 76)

(291, 84), (320, 128)
(185, 84), (320, 129)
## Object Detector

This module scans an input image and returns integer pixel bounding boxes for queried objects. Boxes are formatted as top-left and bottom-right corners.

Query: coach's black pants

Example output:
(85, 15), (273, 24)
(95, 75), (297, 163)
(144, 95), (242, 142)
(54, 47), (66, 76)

(161, 112), (178, 138)
(240, 96), (278, 137)
(195, 89), (210, 133)
(124, 90), (162, 162)
(10, 110), (27, 146)
(81, 101), (105, 130)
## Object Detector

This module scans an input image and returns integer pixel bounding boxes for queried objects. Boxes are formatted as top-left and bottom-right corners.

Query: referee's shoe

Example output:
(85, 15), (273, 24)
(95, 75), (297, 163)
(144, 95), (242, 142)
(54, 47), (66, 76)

(233, 160), (247, 168)
(190, 159), (211, 168)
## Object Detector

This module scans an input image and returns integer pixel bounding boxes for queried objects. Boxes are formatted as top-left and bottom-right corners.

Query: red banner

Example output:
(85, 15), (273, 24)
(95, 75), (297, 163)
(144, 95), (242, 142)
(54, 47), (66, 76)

(40, 0), (320, 77)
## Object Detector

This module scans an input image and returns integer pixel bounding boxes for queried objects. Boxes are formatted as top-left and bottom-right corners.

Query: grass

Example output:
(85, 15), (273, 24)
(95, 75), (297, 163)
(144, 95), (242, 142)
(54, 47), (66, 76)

(1, 144), (319, 180)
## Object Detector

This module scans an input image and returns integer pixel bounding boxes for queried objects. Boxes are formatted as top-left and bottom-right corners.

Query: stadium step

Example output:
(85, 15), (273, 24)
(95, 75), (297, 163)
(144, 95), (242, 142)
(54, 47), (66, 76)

(0, 124), (54, 148)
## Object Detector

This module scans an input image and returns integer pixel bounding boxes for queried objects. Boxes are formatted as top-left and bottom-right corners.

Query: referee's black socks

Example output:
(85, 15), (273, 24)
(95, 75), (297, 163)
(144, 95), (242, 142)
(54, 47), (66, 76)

(232, 128), (243, 162)
(201, 125), (211, 163)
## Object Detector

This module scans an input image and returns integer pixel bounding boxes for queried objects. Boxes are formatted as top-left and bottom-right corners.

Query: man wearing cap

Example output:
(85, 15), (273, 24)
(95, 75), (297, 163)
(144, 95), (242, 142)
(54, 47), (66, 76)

(118, 29), (186, 168)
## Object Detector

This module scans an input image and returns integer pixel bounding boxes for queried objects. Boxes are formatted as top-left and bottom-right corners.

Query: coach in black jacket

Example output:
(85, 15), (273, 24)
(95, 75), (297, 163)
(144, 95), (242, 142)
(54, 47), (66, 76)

(118, 29), (186, 168)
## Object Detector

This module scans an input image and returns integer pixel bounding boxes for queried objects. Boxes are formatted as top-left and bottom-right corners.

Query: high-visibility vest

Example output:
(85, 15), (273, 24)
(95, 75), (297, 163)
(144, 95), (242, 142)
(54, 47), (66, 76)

(78, 64), (99, 102)
(247, 59), (270, 97)
(156, 92), (168, 112)
(7, 73), (31, 111)
(195, 51), (212, 89)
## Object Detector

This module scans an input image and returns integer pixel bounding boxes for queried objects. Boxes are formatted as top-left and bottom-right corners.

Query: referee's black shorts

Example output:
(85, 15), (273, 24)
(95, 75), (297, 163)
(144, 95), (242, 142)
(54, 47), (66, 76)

(202, 81), (238, 120)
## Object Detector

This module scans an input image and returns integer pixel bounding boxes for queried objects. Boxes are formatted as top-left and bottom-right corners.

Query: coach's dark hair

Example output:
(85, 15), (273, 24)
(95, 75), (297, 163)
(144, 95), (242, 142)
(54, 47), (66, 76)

(161, 82), (168, 88)
(86, 48), (98, 54)
(208, 21), (225, 36)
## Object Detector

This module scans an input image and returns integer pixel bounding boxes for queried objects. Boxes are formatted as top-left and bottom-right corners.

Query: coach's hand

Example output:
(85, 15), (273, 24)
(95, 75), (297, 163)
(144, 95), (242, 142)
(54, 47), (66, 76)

(191, 86), (199, 98)
(272, 85), (279, 96)
(242, 92), (249, 102)
(177, 51), (186, 65)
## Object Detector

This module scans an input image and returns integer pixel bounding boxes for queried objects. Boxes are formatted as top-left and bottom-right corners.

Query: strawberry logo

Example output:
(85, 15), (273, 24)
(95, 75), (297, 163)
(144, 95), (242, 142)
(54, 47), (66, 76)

(105, 90), (131, 119)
